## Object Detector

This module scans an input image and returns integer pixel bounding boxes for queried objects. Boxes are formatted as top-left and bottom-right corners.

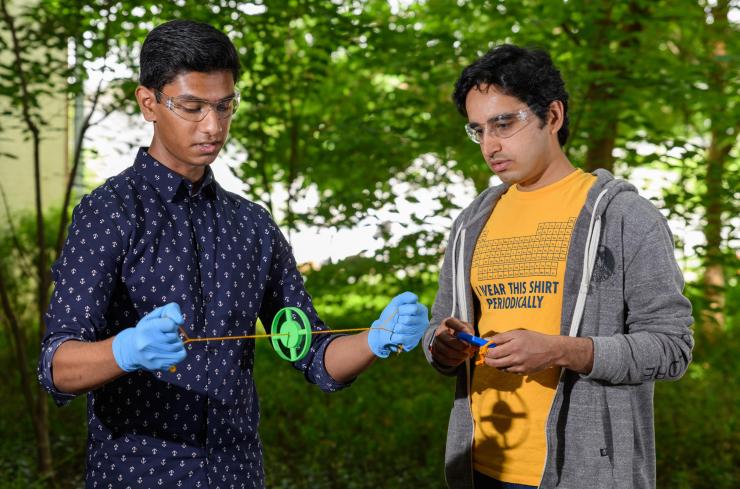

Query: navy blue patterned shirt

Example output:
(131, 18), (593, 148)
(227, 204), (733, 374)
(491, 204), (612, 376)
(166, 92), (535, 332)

(39, 148), (347, 488)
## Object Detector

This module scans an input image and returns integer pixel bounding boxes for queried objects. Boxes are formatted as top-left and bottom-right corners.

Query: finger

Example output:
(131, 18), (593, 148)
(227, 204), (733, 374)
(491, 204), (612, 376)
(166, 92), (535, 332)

(141, 303), (184, 324)
(142, 304), (169, 320)
(488, 363), (523, 375)
(437, 331), (473, 352)
(158, 333), (184, 347)
(432, 345), (471, 367)
(389, 331), (424, 343)
(489, 330), (516, 345)
(390, 291), (418, 306)
(485, 354), (518, 370)
(484, 341), (512, 360)
(397, 315), (429, 326)
(146, 317), (180, 334)
(393, 328), (427, 341)
(154, 352), (186, 369)
(396, 303), (426, 316)
(159, 302), (184, 324)
(392, 337), (421, 350)
(158, 344), (186, 359)
(150, 339), (185, 352)
(433, 336), (473, 358)
(442, 317), (474, 334)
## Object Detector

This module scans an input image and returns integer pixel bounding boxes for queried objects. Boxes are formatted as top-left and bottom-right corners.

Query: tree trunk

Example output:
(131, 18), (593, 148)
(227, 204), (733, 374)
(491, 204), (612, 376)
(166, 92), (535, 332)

(0, 271), (36, 420)
(0, 0), (55, 479)
(700, 0), (734, 336)
(701, 125), (730, 335)
(580, 1), (644, 174)
(584, 116), (617, 173)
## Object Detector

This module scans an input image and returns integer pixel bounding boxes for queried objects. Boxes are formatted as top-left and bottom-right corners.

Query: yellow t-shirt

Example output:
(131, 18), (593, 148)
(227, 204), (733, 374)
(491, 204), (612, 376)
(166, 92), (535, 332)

(470, 169), (595, 485)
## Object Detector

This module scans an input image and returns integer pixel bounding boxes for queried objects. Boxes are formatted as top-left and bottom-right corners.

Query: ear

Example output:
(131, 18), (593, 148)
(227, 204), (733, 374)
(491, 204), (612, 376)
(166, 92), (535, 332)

(546, 100), (565, 136)
(136, 86), (158, 122)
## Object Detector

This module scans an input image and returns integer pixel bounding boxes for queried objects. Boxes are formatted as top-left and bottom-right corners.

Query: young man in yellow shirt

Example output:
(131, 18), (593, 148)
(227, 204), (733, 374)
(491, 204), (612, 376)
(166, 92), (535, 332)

(423, 45), (693, 489)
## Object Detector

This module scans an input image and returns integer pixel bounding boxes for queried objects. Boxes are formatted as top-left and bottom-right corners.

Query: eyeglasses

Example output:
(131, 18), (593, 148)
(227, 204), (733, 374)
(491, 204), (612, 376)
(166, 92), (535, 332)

(155, 90), (241, 122)
(464, 108), (534, 144)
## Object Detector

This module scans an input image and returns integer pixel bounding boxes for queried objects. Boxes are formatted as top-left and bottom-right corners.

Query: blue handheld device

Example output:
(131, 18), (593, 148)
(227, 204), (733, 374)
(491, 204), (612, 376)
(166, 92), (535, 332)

(456, 332), (494, 348)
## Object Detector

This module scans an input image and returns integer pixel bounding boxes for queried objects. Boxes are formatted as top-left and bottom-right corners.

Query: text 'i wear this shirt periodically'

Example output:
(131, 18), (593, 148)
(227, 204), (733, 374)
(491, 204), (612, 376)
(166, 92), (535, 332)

(38, 148), (349, 489)
(470, 169), (595, 486)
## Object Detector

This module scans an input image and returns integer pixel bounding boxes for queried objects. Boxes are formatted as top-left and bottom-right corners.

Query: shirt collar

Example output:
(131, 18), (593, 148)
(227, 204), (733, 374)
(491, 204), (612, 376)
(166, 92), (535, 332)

(133, 147), (217, 202)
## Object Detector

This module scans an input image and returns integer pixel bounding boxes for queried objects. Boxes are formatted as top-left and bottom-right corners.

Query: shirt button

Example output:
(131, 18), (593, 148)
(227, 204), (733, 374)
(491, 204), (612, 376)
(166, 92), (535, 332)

(198, 244), (204, 252)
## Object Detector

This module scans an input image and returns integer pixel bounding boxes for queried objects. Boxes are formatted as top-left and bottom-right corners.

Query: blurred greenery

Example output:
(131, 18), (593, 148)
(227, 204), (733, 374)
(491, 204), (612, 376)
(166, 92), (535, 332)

(0, 311), (738, 488)
(1, 0), (738, 487)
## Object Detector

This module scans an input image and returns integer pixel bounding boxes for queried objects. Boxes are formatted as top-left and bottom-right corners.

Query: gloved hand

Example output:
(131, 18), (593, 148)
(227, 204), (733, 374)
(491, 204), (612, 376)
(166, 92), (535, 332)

(368, 291), (430, 358)
(112, 302), (187, 372)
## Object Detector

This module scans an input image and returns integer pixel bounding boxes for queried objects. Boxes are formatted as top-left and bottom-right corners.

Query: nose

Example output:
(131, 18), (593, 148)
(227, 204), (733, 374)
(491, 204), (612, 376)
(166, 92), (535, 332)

(481, 131), (502, 157)
(199, 107), (223, 136)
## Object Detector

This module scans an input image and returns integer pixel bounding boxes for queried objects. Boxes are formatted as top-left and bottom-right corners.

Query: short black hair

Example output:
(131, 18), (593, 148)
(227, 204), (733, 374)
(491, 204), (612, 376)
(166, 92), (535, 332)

(453, 44), (570, 146)
(139, 20), (240, 91)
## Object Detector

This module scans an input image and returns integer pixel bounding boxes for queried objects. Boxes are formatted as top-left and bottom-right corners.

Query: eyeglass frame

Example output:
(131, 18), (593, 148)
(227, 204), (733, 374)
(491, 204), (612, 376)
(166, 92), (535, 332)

(464, 107), (536, 144)
(154, 89), (241, 122)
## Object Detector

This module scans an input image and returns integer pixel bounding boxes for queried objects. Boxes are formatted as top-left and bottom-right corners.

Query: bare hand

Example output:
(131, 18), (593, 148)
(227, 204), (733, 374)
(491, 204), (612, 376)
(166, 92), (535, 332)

(483, 330), (561, 375)
(430, 317), (475, 367)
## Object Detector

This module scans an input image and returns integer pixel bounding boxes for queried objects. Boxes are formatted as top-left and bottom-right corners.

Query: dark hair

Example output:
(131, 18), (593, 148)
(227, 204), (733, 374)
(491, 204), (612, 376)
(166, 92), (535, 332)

(453, 44), (570, 146)
(139, 20), (240, 91)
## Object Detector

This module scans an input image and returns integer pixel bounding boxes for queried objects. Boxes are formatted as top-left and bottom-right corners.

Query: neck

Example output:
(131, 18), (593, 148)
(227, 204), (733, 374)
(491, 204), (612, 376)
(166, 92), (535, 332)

(147, 141), (206, 183)
(516, 150), (575, 192)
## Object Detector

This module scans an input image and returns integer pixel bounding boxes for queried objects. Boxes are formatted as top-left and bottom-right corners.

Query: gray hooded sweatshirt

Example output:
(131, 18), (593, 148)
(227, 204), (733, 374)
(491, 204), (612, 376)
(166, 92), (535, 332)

(423, 169), (694, 489)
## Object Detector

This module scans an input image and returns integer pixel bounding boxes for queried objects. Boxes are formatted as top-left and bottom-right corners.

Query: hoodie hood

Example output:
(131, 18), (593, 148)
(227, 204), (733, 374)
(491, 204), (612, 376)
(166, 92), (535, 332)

(457, 168), (638, 233)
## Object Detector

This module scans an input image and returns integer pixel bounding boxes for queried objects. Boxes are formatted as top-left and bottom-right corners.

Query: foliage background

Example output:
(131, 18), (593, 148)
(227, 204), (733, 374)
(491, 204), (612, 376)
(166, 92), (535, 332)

(0, 0), (738, 488)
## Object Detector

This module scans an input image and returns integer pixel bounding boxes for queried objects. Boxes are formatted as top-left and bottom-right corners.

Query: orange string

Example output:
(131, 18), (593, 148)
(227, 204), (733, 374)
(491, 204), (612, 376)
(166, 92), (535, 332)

(178, 308), (399, 344)
(168, 311), (403, 372)
(178, 326), (394, 344)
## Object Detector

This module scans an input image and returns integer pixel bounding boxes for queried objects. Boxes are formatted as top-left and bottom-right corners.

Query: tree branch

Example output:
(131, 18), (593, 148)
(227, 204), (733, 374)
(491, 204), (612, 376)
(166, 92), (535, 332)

(0, 184), (35, 279)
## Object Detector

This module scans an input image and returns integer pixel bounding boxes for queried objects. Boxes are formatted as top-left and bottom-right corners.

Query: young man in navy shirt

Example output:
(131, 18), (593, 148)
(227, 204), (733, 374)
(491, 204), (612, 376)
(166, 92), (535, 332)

(39, 20), (429, 488)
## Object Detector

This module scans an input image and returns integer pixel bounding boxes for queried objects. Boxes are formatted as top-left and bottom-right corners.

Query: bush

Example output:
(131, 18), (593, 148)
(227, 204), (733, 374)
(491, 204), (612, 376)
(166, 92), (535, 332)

(257, 339), (452, 489)
(1, 301), (737, 488)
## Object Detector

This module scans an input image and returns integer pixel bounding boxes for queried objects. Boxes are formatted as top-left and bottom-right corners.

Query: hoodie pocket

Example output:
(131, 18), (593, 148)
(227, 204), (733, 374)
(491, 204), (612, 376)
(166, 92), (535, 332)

(557, 378), (615, 487)
(595, 447), (615, 489)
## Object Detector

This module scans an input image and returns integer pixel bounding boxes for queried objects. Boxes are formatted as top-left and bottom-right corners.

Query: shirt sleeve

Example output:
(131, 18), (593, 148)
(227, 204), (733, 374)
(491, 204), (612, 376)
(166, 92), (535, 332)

(38, 192), (127, 405)
(259, 221), (350, 393)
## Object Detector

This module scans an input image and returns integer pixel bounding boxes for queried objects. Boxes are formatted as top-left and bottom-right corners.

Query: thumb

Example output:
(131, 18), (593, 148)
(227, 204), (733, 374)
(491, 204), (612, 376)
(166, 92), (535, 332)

(142, 302), (183, 324)
(159, 302), (184, 325)
(390, 291), (418, 307)
(442, 317), (474, 335)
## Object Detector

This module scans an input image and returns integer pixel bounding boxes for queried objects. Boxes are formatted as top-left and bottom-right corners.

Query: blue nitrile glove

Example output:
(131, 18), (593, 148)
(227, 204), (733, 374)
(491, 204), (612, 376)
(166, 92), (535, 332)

(112, 302), (187, 372)
(368, 291), (430, 358)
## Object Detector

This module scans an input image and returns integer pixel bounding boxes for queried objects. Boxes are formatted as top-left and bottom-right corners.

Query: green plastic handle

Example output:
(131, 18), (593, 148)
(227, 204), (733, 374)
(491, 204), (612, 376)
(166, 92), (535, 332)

(271, 307), (312, 362)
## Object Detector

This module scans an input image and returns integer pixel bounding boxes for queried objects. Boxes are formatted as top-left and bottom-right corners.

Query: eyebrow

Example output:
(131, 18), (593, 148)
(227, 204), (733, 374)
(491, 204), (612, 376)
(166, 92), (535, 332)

(174, 93), (237, 103)
(486, 111), (520, 124)
(468, 110), (522, 127)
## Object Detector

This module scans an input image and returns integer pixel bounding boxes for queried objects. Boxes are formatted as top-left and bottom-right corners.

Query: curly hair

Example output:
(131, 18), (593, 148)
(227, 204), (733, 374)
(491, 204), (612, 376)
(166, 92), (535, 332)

(453, 44), (570, 146)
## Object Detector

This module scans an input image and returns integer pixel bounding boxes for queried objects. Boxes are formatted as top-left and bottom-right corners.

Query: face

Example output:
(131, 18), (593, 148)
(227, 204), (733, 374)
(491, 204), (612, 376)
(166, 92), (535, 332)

(136, 70), (236, 181)
(465, 84), (563, 190)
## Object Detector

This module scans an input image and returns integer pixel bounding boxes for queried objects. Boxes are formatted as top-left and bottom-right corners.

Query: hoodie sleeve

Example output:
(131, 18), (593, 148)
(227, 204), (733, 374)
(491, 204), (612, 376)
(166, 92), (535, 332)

(585, 199), (694, 384)
(423, 215), (466, 376)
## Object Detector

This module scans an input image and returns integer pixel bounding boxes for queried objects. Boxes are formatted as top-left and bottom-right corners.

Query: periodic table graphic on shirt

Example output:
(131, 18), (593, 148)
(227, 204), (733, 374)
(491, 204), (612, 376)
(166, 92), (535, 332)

(472, 217), (576, 281)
